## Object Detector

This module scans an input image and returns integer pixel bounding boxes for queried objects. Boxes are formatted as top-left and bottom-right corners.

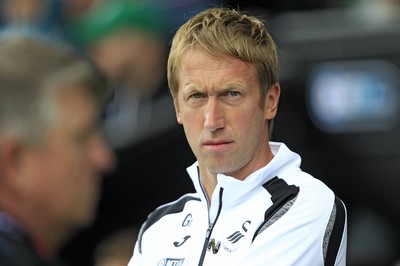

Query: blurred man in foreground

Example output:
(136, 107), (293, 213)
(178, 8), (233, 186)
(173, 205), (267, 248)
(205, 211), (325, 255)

(0, 33), (115, 265)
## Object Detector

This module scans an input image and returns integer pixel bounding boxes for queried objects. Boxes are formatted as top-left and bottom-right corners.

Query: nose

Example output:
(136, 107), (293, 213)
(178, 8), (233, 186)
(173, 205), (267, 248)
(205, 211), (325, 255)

(204, 99), (225, 132)
(89, 134), (116, 173)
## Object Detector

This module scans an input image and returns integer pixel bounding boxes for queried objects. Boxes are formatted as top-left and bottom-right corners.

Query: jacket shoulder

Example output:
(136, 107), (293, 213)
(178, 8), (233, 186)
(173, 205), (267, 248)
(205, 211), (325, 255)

(146, 194), (201, 228)
(136, 194), (201, 253)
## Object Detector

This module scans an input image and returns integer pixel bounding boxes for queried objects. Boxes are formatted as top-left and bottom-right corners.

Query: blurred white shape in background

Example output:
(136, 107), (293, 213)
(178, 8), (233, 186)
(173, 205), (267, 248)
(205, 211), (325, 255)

(306, 60), (400, 133)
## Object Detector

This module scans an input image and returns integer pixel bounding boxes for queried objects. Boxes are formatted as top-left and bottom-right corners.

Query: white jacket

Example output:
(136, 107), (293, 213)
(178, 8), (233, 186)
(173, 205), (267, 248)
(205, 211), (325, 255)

(129, 142), (347, 266)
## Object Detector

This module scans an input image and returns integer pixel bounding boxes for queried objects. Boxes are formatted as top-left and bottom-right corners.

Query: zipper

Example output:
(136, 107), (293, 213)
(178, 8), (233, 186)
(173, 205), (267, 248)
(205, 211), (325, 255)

(198, 187), (224, 266)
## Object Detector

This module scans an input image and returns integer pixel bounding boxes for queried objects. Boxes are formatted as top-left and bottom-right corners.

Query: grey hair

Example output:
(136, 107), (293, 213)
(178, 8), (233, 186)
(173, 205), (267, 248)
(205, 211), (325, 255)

(0, 31), (110, 144)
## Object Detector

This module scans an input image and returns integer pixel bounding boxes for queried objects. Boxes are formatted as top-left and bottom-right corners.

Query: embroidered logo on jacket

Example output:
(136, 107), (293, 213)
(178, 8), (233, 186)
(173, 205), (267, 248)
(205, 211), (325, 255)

(223, 220), (251, 253)
(157, 258), (185, 266)
(173, 235), (191, 247)
(226, 231), (244, 243)
(182, 214), (193, 227)
(207, 220), (251, 254)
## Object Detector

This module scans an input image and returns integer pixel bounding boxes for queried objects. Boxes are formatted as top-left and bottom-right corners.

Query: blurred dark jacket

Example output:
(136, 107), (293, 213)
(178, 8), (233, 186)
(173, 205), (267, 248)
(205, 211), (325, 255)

(0, 213), (66, 266)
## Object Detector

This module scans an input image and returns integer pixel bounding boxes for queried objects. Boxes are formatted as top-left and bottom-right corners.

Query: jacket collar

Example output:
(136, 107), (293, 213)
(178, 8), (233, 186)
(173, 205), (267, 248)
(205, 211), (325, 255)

(186, 142), (302, 206)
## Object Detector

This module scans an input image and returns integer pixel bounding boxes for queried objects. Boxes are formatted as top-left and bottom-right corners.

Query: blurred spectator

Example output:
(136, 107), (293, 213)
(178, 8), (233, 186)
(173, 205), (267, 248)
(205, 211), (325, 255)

(67, 0), (178, 149)
(0, 0), (66, 37)
(63, 0), (96, 17)
(0, 32), (115, 265)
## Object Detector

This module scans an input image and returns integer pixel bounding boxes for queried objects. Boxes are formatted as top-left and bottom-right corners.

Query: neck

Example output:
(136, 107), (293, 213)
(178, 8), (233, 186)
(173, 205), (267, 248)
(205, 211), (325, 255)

(0, 210), (59, 259)
(199, 169), (218, 204)
(198, 146), (275, 203)
(0, 202), (69, 254)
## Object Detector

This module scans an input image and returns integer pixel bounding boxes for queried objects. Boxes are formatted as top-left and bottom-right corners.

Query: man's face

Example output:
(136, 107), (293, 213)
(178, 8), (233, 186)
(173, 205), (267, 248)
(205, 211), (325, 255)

(174, 49), (279, 180)
(29, 86), (114, 229)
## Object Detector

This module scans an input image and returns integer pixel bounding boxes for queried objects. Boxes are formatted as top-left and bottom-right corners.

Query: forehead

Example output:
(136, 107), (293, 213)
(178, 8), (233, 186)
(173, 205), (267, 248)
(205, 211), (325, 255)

(178, 49), (257, 86)
(181, 49), (253, 71)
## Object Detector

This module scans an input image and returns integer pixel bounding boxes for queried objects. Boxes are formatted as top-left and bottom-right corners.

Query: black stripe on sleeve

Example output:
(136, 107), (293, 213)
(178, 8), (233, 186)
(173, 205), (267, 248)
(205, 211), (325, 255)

(262, 177), (300, 220)
(325, 196), (346, 266)
(253, 177), (299, 241)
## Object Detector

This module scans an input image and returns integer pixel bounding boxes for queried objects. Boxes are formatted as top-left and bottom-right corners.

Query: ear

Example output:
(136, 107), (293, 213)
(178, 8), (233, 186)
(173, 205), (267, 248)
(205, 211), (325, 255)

(173, 98), (183, 124)
(264, 83), (281, 120)
(0, 135), (32, 195)
(0, 136), (23, 178)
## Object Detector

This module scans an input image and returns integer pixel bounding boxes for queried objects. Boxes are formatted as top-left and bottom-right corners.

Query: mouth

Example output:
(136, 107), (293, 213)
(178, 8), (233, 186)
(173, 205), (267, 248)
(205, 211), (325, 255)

(203, 140), (233, 151)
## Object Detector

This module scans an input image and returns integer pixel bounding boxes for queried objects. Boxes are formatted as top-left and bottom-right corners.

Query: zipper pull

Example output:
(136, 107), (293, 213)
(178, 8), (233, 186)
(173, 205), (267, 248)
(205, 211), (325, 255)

(205, 223), (213, 238)
(205, 223), (221, 254)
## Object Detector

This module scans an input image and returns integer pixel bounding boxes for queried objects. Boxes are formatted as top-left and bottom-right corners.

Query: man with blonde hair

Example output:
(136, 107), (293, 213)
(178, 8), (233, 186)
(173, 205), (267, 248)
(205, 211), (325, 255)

(129, 7), (347, 266)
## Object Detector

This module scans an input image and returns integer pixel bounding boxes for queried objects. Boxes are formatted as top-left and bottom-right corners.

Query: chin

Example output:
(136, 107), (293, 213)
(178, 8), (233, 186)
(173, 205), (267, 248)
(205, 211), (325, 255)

(77, 210), (97, 228)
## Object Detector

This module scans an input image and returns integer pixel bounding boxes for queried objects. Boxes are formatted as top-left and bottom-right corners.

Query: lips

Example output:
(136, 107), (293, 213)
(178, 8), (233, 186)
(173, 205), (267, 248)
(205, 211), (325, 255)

(203, 140), (233, 151)
(203, 139), (232, 145)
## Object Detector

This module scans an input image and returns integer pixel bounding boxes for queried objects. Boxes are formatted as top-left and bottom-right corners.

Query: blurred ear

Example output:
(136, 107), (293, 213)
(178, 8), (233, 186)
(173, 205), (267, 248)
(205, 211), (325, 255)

(0, 136), (23, 178)
(0, 135), (32, 195)
(173, 99), (183, 124)
(264, 83), (280, 120)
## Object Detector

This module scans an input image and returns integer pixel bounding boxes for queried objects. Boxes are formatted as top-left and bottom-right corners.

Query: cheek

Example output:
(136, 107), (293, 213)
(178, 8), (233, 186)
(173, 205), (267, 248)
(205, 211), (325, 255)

(38, 155), (99, 221)
(180, 112), (202, 138)
(46, 150), (79, 178)
(29, 161), (69, 215)
(182, 123), (197, 149)
(37, 149), (85, 197)
(237, 110), (266, 140)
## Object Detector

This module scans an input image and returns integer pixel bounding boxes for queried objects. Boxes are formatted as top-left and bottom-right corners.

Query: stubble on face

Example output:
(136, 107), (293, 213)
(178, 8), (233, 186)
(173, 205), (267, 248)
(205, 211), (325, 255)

(175, 49), (272, 181)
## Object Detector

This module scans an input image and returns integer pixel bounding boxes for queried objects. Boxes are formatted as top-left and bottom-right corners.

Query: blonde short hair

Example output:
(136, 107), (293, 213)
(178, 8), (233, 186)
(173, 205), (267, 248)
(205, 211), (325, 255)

(167, 7), (279, 136)
(167, 7), (279, 107)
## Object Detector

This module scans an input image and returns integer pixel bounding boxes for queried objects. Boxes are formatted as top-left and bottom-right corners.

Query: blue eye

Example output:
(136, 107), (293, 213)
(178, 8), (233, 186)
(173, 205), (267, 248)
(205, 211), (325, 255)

(190, 92), (204, 99)
(227, 91), (240, 97)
